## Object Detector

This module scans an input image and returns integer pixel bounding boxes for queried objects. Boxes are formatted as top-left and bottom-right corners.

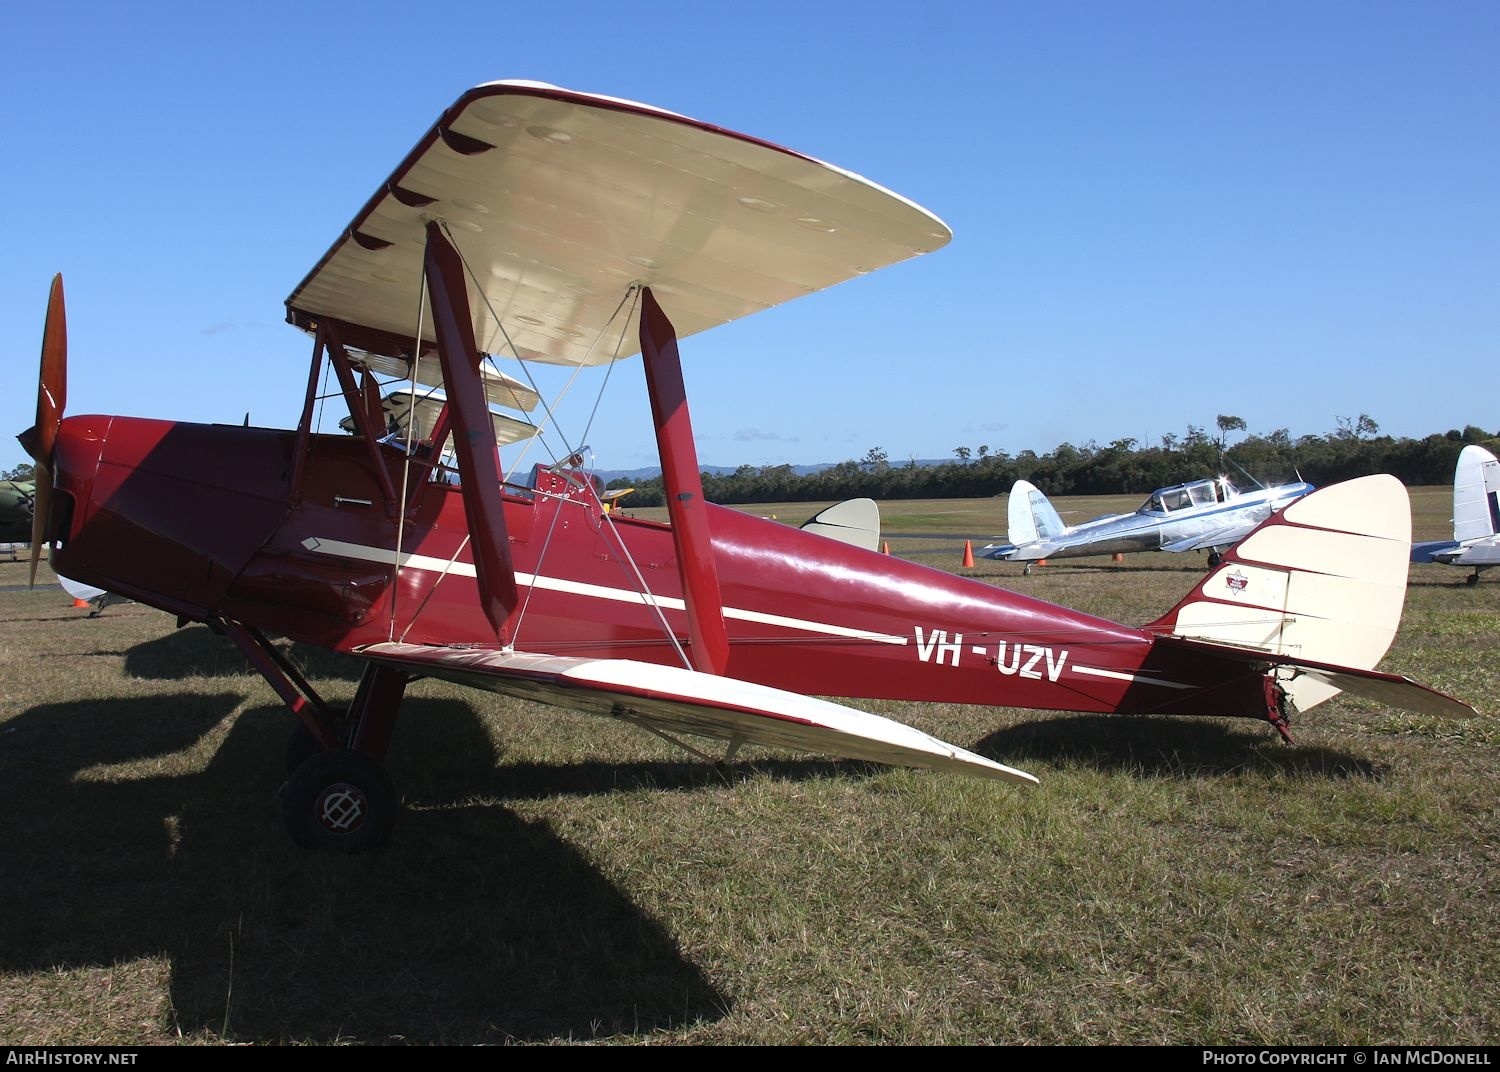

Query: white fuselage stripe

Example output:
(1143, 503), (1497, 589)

(1072, 663), (1195, 689)
(302, 536), (908, 645)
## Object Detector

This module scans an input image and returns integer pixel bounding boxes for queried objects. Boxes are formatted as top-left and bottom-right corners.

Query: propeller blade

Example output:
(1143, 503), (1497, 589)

(22, 275), (66, 587)
(36, 274), (67, 463)
(28, 465), (51, 587)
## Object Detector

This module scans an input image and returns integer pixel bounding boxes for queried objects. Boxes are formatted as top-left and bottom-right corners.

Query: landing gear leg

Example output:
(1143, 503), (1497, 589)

(345, 662), (410, 763)
(237, 648), (411, 851)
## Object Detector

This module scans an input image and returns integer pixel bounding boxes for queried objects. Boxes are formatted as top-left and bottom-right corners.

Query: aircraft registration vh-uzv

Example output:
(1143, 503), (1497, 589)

(19, 80), (1476, 850)
(983, 475), (1316, 573)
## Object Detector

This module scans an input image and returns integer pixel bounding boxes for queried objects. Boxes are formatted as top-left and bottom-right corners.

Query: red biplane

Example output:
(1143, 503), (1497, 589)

(20, 81), (1473, 850)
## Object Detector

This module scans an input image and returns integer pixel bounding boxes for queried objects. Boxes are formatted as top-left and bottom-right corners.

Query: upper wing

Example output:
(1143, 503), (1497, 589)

(358, 642), (1036, 785)
(337, 387), (538, 447)
(286, 80), (951, 367)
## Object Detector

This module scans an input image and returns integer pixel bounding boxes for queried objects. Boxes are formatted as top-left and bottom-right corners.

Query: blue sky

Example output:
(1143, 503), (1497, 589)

(3, 1), (1495, 474)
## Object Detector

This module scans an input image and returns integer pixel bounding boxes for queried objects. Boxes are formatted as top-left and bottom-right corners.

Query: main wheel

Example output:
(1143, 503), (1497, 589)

(281, 749), (397, 851)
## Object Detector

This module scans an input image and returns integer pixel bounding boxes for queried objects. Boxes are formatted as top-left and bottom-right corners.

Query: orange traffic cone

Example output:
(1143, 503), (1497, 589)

(1037, 559), (1048, 567)
(1113, 553), (1124, 563)
(881, 541), (890, 555)
(962, 540), (975, 568)
(72, 598), (89, 609)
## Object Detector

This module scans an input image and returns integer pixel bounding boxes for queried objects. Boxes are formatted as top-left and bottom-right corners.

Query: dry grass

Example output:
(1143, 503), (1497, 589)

(0, 487), (1494, 1045)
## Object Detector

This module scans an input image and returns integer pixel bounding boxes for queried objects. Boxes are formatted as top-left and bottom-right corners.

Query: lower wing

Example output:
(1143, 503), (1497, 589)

(1161, 520), (1254, 553)
(358, 642), (1038, 785)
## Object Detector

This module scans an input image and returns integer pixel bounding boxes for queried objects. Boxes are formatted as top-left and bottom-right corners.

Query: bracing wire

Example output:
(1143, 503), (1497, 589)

(387, 267), (431, 643)
(413, 223), (693, 666)
(440, 220), (639, 480)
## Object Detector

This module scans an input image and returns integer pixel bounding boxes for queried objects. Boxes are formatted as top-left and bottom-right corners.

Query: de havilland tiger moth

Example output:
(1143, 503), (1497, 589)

(19, 80), (1475, 850)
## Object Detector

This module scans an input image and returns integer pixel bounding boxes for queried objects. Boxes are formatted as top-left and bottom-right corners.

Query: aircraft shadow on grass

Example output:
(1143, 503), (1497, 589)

(1404, 569), (1498, 591)
(975, 714), (1379, 781)
(0, 692), (756, 1043)
(116, 624), (367, 683)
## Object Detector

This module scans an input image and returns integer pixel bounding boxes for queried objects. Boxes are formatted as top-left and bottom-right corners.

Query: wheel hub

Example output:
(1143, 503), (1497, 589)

(315, 781), (368, 833)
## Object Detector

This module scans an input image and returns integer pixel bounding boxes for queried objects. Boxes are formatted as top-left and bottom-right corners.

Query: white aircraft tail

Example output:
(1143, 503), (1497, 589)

(1146, 475), (1445, 714)
(1452, 444), (1500, 544)
(1007, 480), (1068, 547)
(799, 497), (881, 551)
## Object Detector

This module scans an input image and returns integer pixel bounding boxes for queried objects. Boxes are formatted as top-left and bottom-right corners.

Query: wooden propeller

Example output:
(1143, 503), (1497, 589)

(19, 274), (66, 586)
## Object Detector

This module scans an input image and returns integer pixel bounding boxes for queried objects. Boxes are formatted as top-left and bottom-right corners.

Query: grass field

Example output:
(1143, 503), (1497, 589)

(0, 488), (1494, 1045)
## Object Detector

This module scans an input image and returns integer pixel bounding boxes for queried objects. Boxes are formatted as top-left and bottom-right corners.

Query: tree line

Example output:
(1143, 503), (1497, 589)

(10, 414), (1489, 509)
(609, 415), (1499, 507)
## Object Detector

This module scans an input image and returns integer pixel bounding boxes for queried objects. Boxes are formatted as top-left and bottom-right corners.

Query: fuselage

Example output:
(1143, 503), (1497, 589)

(1, 481), (34, 542)
(48, 415), (1276, 720)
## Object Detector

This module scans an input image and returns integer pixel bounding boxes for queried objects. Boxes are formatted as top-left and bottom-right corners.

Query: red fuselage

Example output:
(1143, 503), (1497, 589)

(49, 416), (1271, 720)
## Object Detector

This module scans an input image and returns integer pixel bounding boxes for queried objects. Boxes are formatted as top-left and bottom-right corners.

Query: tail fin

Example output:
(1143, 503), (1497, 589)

(1452, 445), (1500, 544)
(800, 497), (881, 552)
(1146, 475), (1416, 712)
(1007, 480), (1068, 546)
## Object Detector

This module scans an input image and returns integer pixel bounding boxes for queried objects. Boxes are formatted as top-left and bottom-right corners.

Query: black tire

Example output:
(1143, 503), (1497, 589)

(281, 749), (397, 852)
(1207, 551), (1223, 569)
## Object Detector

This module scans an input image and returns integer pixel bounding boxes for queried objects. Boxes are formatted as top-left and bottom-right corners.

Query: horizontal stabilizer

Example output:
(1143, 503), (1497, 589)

(1453, 540), (1500, 565)
(1153, 634), (1476, 719)
(1425, 536), (1500, 567)
(359, 642), (1037, 784)
(1411, 539), (1459, 564)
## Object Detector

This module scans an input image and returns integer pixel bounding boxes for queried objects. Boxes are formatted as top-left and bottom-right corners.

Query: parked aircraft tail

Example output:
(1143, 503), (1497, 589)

(800, 497), (881, 551)
(1411, 445), (1500, 578)
(1007, 479), (1067, 547)
(1145, 475), (1472, 720)
(1452, 445), (1500, 545)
